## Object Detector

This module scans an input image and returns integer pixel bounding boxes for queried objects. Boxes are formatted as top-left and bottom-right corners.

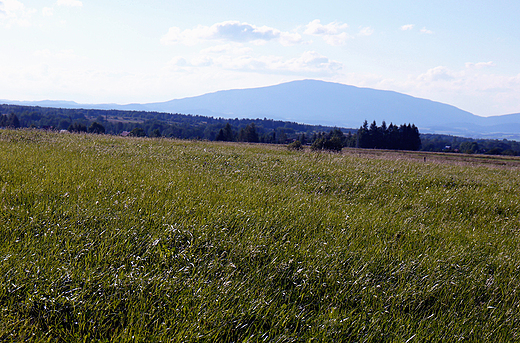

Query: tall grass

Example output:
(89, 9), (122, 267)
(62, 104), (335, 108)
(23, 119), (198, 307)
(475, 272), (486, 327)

(1, 129), (520, 341)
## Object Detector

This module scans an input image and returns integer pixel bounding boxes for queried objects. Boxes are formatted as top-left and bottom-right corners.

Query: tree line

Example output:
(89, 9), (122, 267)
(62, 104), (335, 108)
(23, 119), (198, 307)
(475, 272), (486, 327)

(1, 104), (520, 155)
(356, 120), (421, 150)
(0, 113), (20, 128)
(0, 104), (339, 142)
(420, 134), (520, 155)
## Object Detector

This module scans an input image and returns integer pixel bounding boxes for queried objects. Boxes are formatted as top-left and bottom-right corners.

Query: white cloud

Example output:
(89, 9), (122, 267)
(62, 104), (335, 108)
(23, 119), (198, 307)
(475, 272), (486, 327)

(168, 57), (188, 67)
(161, 19), (368, 47)
(304, 19), (348, 35)
(161, 21), (301, 46)
(34, 49), (79, 60)
(358, 26), (374, 36)
(42, 7), (54, 16)
(417, 66), (456, 83)
(304, 19), (352, 46)
(304, 20), (371, 45)
(167, 48), (342, 76)
(465, 61), (495, 69)
(207, 21), (279, 42)
(399, 25), (433, 34)
(279, 31), (303, 46)
(216, 50), (343, 75)
(200, 44), (253, 56)
(0, 0), (36, 27)
(56, 0), (83, 7)
(323, 32), (351, 46)
(283, 51), (343, 74)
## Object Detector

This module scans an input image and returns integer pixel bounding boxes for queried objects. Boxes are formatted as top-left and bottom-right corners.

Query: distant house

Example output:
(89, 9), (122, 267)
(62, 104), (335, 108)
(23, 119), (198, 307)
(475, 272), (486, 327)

(121, 131), (130, 137)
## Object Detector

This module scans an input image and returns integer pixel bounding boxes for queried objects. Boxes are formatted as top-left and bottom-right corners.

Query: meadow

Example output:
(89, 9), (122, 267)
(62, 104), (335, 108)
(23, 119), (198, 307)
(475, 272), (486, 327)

(1, 129), (520, 342)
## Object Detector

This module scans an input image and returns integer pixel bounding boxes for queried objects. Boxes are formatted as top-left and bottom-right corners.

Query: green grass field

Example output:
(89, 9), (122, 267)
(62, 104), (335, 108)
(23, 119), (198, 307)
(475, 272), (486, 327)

(1, 129), (520, 342)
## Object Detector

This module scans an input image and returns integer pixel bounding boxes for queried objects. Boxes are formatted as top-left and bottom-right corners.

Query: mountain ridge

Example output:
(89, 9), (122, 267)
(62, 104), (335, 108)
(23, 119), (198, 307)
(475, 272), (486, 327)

(2, 80), (519, 139)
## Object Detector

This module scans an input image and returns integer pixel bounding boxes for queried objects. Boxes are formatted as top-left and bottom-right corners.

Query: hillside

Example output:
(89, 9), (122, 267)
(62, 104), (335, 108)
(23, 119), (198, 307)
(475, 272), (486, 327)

(1, 129), (520, 341)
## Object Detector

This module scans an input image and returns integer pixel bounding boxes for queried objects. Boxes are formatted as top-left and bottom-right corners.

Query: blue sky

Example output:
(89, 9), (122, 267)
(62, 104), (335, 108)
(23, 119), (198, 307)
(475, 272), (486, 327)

(1, 0), (519, 116)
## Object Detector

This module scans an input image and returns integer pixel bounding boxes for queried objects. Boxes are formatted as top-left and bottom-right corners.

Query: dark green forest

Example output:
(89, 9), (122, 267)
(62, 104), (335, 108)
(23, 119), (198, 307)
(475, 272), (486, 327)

(1, 104), (519, 155)
(0, 104), (345, 143)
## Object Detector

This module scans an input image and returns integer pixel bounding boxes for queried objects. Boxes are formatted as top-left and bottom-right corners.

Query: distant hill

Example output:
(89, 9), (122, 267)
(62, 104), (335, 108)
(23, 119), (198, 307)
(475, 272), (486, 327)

(2, 80), (520, 139)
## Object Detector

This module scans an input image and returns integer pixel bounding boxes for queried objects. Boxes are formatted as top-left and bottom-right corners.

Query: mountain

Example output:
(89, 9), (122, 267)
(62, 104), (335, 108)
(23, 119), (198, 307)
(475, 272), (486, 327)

(138, 79), (477, 128)
(2, 80), (520, 139)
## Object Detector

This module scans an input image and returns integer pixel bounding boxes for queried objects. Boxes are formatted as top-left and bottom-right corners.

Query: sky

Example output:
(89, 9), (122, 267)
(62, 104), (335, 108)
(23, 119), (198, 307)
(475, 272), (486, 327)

(1, 0), (520, 117)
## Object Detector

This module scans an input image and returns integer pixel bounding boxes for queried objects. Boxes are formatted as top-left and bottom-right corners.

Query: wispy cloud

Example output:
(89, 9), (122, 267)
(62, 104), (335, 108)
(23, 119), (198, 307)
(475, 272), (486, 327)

(322, 32), (351, 46)
(168, 49), (342, 76)
(420, 27), (434, 34)
(33, 49), (79, 60)
(268, 51), (343, 74)
(401, 24), (414, 31)
(0, 0), (36, 27)
(304, 19), (348, 35)
(358, 26), (374, 36)
(304, 20), (372, 45)
(417, 66), (455, 82)
(304, 19), (352, 45)
(200, 44), (253, 56)
(465, 61), (495, 69)
(161, 21), (302, 46)
(42, 7), (54, 16)
(56, 0), (83, 7)
(42, 1), (82, 18)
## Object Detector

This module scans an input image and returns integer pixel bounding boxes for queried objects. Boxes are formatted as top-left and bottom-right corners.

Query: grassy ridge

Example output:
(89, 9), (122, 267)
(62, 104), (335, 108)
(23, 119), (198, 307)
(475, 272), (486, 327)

(1, 130), (520, 341)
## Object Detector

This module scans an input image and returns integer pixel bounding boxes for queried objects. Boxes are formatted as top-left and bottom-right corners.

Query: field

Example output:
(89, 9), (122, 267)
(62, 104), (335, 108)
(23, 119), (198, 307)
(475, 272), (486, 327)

(1, 129), (520, 342)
